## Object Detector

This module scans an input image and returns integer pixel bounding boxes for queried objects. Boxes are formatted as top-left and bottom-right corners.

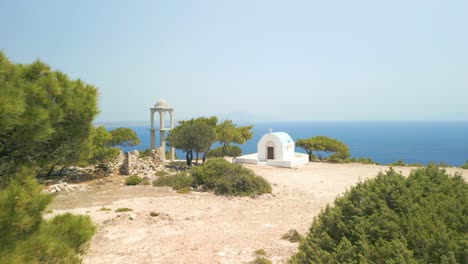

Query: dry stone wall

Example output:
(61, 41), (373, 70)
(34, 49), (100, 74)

(121, 149), (164, 177)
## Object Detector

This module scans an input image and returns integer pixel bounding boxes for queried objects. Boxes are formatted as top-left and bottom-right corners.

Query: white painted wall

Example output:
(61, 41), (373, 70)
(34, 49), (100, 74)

(257, 133), (294, 161)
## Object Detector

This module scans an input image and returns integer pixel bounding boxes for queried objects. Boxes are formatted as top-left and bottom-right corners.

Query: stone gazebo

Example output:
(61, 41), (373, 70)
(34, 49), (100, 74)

(150, 99), (174, 161)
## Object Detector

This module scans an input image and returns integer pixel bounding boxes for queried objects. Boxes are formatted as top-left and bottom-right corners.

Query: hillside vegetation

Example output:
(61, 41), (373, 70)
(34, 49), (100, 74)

(291, 164), (467, 263)
(154, 158), (272, 196)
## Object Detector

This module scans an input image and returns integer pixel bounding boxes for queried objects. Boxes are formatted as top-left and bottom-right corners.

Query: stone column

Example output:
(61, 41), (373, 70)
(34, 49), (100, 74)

(150, 110), (155, 149)
(169, 111), (175, 161)
(159, 111), (165, 161)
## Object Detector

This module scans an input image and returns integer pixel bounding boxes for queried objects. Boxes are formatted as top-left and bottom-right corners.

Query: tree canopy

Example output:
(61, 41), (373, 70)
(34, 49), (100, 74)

(167, 117), (253, 166)
(167, 119), (216, 166)
(291, 165), (468, 263)
(216, 120), (253, 156)
(0, 52), (97, 262)
(296, 136), (349, 162)
(88, 126), (140, 165)
(0, 52), (98, 180)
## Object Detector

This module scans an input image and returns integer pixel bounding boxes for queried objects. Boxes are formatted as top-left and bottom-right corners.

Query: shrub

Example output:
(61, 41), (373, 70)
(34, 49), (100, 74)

(100, 207), (111, 211)
(207, 145), (242, 158)
(155, 170), (169, 177)
(461, 160), (468, 169)
(176, 187), (191, 194)
(115, 208), (133, 212)
(191, 158), (271, 196)
(126, 175), (142, 185)
(0, 169), (95, 263)
(388, 159), (406, 166)
(254, 249), (267, 256)
(153, 172), (194, 190)
(281, 229), (302, 243)
(139, 148), (152, 158)
(251, 257), (271, 264)
(291, 165), (467, 263)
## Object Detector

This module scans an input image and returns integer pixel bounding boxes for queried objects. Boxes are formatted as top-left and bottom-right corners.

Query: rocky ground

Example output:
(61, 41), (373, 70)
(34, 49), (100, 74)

(46, 163), (468, 264)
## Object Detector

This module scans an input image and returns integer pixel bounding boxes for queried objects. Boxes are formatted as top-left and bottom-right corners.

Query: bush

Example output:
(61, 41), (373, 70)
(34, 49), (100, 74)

(139, 148), (152, 158)
(251, 257), (271, 264)
(207, 145), (242, 158)
(155, 170), (169, 177)
(126, 175), (142, 185)
(0, 169), (95, 263)
(191, 158), (271, 196)
(153, 172), (194, 190)
(461, 160), (468, 169)
(115, 208), (133, 212)
(254, 249), (267, 256)
(387, 159), (406, 166)
(291, 165), (467, 263)
(281, 229), (302, 243)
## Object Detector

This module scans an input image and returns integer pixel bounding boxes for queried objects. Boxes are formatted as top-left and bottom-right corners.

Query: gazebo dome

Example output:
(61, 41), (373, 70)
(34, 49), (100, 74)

(154, 99), (170, 109)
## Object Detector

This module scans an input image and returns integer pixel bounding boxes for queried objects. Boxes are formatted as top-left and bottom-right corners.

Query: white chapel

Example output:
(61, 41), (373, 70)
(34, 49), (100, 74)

(235, 131), (309, 168)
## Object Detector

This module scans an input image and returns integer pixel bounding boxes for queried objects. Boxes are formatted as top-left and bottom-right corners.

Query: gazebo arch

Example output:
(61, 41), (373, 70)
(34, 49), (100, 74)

(150, 99), (174, 161)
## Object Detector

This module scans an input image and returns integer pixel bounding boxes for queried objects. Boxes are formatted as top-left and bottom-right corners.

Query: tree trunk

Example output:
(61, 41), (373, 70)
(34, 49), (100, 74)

(195, 152), (199, 165)
(46, 165), (56, 178)
(186, 149), (193, 167)
(202, 146), (211, 163)
(221, 143), (230, 156)
(59, 164), (69, 175)
(307, 151), (313, 161)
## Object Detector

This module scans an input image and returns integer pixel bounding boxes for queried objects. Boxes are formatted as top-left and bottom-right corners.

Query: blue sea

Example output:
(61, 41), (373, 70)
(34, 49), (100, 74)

(113, 121), (468, 166)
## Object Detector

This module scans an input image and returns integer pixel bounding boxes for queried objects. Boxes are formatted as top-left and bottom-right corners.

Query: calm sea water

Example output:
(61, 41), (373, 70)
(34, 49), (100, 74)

(114, 121), (468, 166)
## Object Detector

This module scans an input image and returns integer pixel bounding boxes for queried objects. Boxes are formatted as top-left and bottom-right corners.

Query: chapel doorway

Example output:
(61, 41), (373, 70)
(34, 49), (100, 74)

(267, 147), (274, 159)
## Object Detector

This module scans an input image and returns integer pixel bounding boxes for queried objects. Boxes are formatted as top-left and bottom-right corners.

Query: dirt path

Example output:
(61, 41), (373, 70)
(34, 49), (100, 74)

(48, 163), (467, 263)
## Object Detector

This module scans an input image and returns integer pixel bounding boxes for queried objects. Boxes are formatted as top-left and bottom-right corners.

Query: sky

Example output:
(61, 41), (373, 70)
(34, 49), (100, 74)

(1, 0), (467, 122)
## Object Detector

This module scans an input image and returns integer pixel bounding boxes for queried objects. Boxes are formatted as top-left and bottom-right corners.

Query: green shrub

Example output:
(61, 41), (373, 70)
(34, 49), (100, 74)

(437, 161), (451, 168)
(207, 145), (242, 158)
(176, 187), (191, 194)
(461, 160), (468, 169)
(388, 159), (406, 166)
(191, 158), (271, 196)
(100, 207), (111, 211)
(291, 165), (467, 263)
(115, 208), (133, 212)
(126, 175), (142, 185)
(251, 256), (272, 264)
(281, 229), (302, 243)
(155, 170), (169, 177)
(153, 172), (194, 190)
(0, 169), (95, 263)
(139, 148), (152, 158)
(254, 249), (267, 256)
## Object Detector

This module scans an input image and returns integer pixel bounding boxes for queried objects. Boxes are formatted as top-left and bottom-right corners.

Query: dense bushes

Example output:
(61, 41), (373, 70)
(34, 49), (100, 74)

(461, 160), (468, 169)
(290, 165), (467, 263)
(207, 145), (242, 158)
(191, 158), (271, 196)
(153, 172), (194, 190)
(0, 170), (95, 263)
(153, 158), (271, 196)
(125, 175), (143, 185)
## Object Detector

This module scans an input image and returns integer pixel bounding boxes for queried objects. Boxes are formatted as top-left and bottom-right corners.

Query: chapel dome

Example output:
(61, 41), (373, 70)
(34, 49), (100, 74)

(154, 99), (170, 108)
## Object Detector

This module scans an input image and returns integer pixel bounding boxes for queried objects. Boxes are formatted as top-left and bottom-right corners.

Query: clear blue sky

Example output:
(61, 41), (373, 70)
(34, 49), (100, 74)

(1, 0), (467, 122)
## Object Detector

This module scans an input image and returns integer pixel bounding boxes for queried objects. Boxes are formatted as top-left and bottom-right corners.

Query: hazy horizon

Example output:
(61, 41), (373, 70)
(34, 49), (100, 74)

(2, 0), (467, 122)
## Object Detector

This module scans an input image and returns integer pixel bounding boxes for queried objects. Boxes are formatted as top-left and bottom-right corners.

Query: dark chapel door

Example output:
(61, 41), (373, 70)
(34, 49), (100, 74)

(267, 147), (274, 159)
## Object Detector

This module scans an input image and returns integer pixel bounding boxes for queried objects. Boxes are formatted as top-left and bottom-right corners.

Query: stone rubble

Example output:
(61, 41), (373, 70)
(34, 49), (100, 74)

(42, 149), (166, 194)
(44, 181), (91, 194)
